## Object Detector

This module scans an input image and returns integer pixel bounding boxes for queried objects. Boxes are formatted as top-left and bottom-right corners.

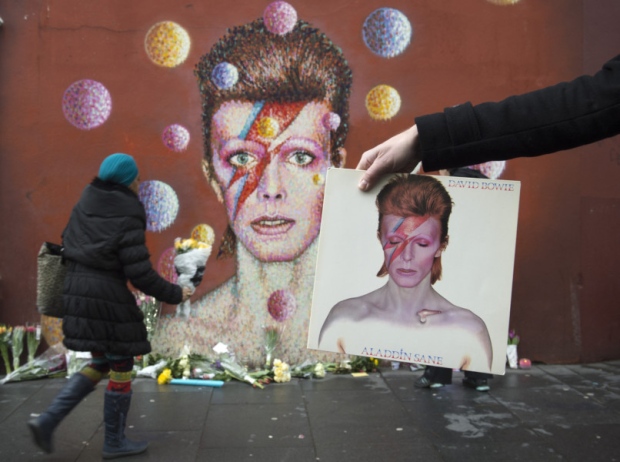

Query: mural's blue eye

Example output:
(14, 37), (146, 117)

(288, 151), (315, 167)
(228, 152), (256, 168)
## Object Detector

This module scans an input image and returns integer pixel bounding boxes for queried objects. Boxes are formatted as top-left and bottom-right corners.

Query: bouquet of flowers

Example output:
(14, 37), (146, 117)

(272, 359), (291, 383)
(1, 343), (67, 384)
(0, 324), (12, 375)
(325, 356), (379, 374)
(211, 343), (265, 389)
(263, 324), (284, 369)
(291, 359), (326, 379)
(134, 292), (161, 340)
(66, 350), (92, 377)
(26, 324), (41, 363)
(133, 291), (161, 367)
(173, 230), (214, 317)
(11, 326), (25, 371)
(507, 328), (520, 369)
(153, 343), (263, 388)
(508, 329), (520, 345)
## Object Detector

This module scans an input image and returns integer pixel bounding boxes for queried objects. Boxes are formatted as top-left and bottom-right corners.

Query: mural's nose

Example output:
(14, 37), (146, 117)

(258, 160), (286, 200)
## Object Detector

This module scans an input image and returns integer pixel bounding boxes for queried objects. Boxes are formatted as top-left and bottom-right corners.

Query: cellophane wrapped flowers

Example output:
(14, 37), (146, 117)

(0, 324), (12, 375)
(11, 326), (24, 371)
(174, 230), (214, 317)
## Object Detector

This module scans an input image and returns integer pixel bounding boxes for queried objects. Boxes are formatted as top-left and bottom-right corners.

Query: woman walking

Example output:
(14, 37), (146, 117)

(28, 153), (191, 459)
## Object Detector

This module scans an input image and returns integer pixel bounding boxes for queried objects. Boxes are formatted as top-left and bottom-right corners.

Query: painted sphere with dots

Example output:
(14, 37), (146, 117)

(322, 112), (341, 131)
(257, 117), (280, 139)
(62, 79), (112, 130)
(267, 289), (297, 322)
(470, 161), (506, 180)
(138, 180), (179, 232)
(157, 247), (179, 283)
(263, 1), (297, 35)
(145, 21), (191, 68)
(363, 8), (412, 58)
(366, 85), (401, 120)
(212, 62), (239, 90)
(162, 124), (190, 152)
(191, 224), (216, 246)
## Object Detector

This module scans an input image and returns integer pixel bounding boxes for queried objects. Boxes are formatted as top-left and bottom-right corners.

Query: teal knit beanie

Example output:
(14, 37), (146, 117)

(98, 153), (139, 186)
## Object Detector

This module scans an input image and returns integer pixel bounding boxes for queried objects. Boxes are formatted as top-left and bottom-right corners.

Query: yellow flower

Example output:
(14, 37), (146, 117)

(272, 358), (291, 383)
(157, 368), (172, 385)
(373, 358), (379, 366)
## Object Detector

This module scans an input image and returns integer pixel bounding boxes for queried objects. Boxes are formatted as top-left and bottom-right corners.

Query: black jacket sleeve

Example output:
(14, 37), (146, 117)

(118, 219), (183, 305)
(416, 54), (620, 172)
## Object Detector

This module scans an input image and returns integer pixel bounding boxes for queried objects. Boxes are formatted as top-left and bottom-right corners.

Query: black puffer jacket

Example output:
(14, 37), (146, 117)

(61, 178), (182, 356)
(417, 54), (620, 171)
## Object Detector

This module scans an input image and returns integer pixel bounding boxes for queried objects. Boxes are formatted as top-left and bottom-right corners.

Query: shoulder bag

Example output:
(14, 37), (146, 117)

(36, 242), (67, 318)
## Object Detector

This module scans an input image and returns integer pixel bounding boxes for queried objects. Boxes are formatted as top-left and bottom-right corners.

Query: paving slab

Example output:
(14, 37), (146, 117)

(1, 363), (619, 461)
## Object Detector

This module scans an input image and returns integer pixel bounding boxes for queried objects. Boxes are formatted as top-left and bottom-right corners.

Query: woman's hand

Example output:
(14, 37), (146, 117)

(181, 286), (193, 303)
(356, 125), (422, 191)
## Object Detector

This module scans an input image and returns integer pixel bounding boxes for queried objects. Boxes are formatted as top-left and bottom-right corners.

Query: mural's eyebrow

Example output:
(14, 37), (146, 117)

(239, 101), (265, 139)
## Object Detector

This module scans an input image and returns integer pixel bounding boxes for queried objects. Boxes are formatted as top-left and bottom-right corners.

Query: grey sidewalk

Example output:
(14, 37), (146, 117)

(1, 362), (619, 461)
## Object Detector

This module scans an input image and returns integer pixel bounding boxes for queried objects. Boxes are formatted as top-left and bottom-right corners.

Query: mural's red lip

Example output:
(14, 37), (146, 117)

(251, 217), (295, 235)
(396, 268), (417, 275)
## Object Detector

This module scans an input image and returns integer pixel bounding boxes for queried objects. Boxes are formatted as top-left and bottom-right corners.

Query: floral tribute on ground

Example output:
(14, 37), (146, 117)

(1, 322), (67, 385)
(147, 341), (380, 389)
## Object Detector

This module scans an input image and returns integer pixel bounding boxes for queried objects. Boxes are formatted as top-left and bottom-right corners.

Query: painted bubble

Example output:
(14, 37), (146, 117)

(62, 79), (112, 130)
(365, 85), (401, 120)
(263, 1), (297, 35)
(469, 161), (506, 180)
(157, 247), (178, 283)
(162, 124), (190, 152)
(191, 224), (216, 246)
(312, 173), (325, 186)
(139, 180), (179, 232)
(267, 289), (297, 322)
(363, 8), (412, 58)
(257, 117), (279, 139)
(212, 62), (239, 90)
(145, 21), (191, 68)
(486, 0), (520, 5)
(322, 112), (341, 131)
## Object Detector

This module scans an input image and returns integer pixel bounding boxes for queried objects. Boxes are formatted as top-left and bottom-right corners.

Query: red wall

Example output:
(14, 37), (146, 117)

(0, 0), (618, 364)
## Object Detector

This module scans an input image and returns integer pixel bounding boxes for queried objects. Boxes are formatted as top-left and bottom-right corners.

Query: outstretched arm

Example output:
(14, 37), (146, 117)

(357, 54), (620, 191)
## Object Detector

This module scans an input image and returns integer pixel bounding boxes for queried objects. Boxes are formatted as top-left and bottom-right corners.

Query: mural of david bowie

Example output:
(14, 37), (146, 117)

(152, 17), (352, 367)
(319, 175), (493, 373)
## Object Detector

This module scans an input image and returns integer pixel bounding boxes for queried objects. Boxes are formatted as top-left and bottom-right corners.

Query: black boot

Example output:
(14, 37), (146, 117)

(27, 372), (95, 453)
(102, 390), (148, 459)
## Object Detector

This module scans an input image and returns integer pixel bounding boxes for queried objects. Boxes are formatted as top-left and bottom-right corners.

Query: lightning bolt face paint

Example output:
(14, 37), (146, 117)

(380, 214), (443, 289)
(210, 100), (334, 262)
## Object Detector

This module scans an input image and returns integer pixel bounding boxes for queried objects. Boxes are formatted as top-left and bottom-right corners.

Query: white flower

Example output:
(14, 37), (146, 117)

(314, 363), (325, 378)
(213, 342), (229, 355)
(180, 345), (191, 355)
